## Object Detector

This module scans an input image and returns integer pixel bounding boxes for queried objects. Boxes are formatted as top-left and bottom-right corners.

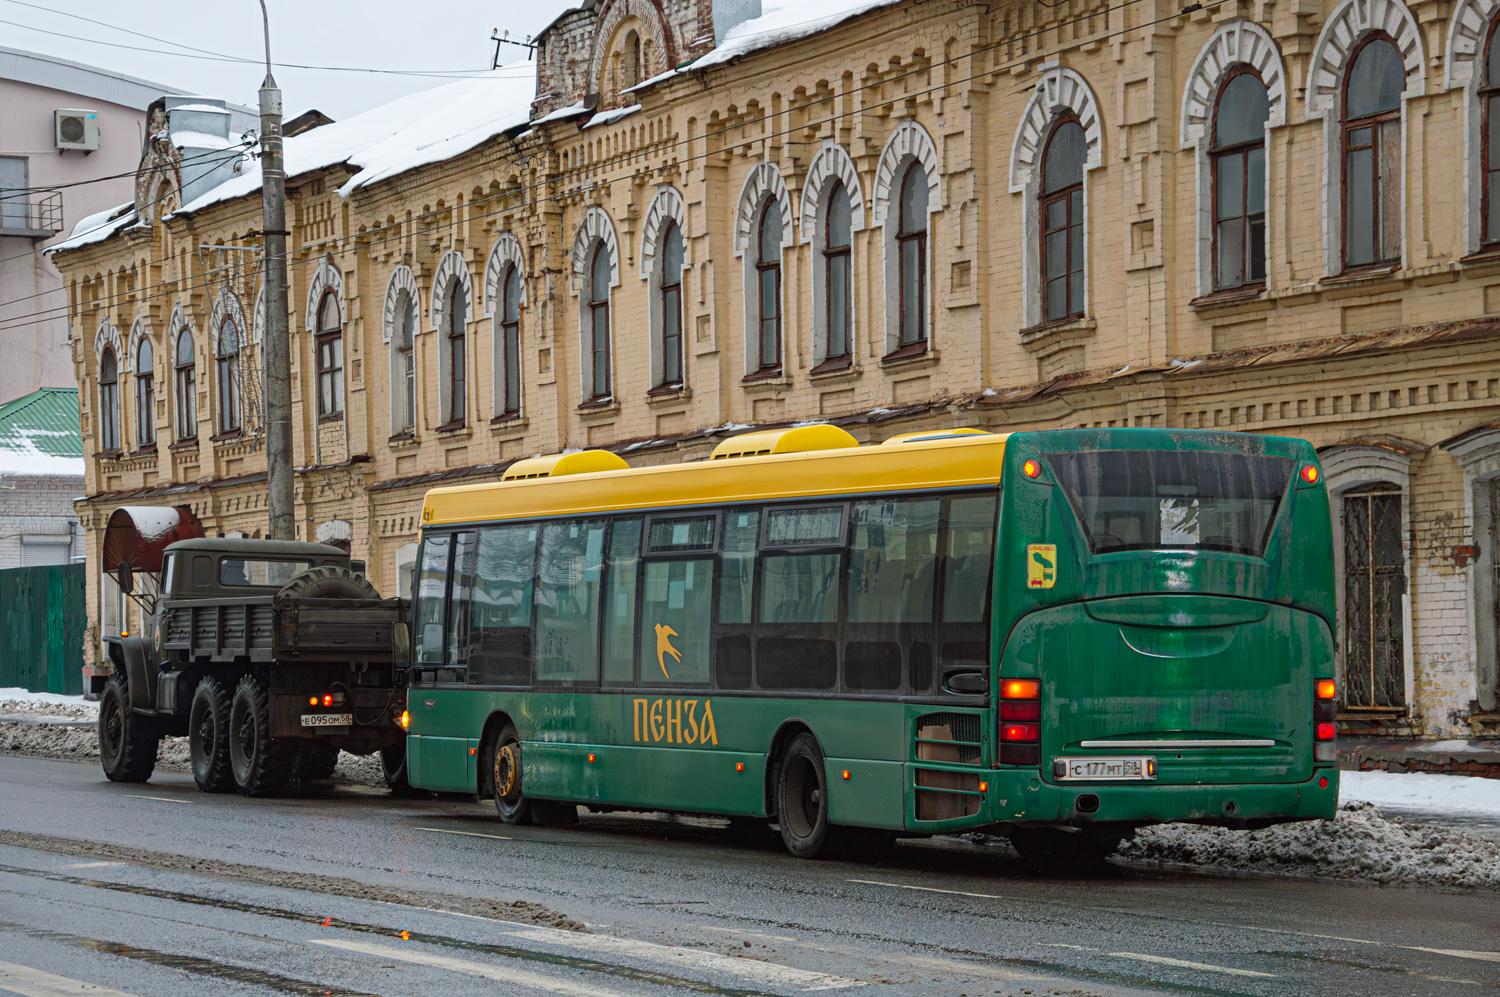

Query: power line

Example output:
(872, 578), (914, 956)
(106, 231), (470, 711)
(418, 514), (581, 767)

(0, 0), (1216, 337)
(0, 142), (253, 202)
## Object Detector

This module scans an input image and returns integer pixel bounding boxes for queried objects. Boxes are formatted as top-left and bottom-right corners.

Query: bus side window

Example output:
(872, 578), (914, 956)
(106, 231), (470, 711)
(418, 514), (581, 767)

(639, 556), (713, 685)
(535, 520), (606, 683)
(937, 494), (998, 688)
(714, 510), (759, 690)
(602, 518), (641, 684)
(412, 533), (452, 682)
(845, 498), (940, 692)
(757, 504), (844, 692)
(469, 524), (536, 685)
(443, 532), (478, 684)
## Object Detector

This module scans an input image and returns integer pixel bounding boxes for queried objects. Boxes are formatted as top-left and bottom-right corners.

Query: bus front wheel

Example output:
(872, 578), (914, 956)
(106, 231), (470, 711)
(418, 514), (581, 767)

(776, 734), (831, 858)
(489, 724), (534, 825)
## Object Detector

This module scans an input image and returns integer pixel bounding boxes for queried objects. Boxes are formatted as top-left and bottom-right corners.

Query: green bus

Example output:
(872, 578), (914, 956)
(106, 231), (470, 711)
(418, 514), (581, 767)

(401, 426), (1339, 862)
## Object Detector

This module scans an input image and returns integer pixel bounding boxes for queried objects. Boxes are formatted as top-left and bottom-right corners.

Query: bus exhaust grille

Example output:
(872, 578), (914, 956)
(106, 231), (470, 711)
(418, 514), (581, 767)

(913, 712), (983, 821)
(914, 770), (981, 819)
(914, 712), (982, 763)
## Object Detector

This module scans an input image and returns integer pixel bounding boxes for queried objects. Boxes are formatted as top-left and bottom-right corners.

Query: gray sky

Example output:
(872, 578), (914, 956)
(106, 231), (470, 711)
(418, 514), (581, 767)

(1, 0), (573, 119)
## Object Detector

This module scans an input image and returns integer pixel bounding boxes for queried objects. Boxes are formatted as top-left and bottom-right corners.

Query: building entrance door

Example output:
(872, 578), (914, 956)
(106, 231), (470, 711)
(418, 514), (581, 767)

(1342, 486), (1406, 710)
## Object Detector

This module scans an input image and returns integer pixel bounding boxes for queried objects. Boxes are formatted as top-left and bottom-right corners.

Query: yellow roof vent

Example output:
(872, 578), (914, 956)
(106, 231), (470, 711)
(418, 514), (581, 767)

(881, 428), (992, 446)
(709, 424), (860, 460)
(501, 449), (629, 481)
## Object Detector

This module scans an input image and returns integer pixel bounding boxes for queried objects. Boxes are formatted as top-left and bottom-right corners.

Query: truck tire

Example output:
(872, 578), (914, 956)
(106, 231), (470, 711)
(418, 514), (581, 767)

(775, 734), (831, 859)
(380, 742), (423, 797)
(276, 566), (379, 602)
(188, 677), (233, 793)
(295, 743), (340, 782)
(98, 673), (158, 783)
(229, 675), (294, 797)
(488, 723), (534, 825)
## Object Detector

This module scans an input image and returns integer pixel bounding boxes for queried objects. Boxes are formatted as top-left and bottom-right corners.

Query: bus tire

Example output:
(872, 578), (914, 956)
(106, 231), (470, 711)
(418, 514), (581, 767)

(1008, 827), (1123, 870)
(99, 673), (158, 784)
(229, 675), (293, 797)
(489, 723), (533, 825)
(295, 742), (340, 782)
(188, 676), (233, 792)
(775, 734), (831, 859)
(381, 742), (424, 797)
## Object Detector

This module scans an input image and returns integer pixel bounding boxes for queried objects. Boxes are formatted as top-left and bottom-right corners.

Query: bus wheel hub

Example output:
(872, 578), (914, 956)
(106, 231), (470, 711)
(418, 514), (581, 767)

(495, 744), (519, 798)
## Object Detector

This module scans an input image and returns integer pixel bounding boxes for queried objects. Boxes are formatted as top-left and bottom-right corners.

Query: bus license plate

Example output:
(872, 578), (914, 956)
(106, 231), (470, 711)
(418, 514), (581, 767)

(300, 713), (352, 728)
(1055, 756), (1155, 781)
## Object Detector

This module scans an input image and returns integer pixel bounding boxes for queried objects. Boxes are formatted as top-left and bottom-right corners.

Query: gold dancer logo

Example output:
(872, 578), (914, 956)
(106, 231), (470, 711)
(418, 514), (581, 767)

(654, 623), (682, 679)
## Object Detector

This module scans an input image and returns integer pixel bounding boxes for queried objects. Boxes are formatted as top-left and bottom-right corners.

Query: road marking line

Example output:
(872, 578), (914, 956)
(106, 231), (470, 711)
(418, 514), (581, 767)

(121, 795), (189, 804)
(499, 923), (864, 991)
(1407, 948), (1500, 964)
(0, 959), (139, 996)
(311, 938), (632, 997)
(848, 878), (1002, 900)
(1107, 952), (1276, 978)
(414, 827), (513, 841)
(698, 925), (798, 943)
(63, 862), (120, 869)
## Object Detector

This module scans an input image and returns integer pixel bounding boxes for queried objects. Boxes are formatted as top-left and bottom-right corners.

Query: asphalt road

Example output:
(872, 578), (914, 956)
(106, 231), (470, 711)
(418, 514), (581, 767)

(0, 755), (1497, 997)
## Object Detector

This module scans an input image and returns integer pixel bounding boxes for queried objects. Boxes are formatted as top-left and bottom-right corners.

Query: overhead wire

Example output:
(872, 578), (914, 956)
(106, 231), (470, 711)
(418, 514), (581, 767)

(0, 142), (255, 202)
(0, 0), (1219, 336)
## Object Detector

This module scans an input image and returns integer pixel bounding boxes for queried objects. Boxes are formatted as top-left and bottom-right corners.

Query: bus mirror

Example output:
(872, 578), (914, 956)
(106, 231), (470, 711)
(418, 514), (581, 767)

(115, 561), (134, 596)
(391, 622), (410, 666)
(944, 671), (989, 695)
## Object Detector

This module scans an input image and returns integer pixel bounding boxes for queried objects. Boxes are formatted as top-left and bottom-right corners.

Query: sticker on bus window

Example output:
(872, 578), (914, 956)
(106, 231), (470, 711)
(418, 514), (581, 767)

(1026, 544), (1057, 588)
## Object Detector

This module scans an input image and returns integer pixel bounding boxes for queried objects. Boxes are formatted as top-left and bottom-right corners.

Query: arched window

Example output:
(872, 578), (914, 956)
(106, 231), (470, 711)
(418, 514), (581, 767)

(98, 347), (119, 452)
(499, 264), (522, 415)
(896, 165), (929, 351)
(1483, 22), (1500, 246)
(1213, 70), (1270, 289)
(216, 318), (241, 434)
(1342, 36), (1404, 269)
(1040, 118), (1087, 323)
(657, 222), (684, 388)
(754, 200), (783, 372)
(135, 338), (155, 448)
(444, 281), (467, 425)
(315, 291), (343, 418)
(588, 244), (612, 399)
(624, 30), (642, 90)
(393, 293), (416, 435)
(824, 181), (852, 363)
(174, 329), (196, 440)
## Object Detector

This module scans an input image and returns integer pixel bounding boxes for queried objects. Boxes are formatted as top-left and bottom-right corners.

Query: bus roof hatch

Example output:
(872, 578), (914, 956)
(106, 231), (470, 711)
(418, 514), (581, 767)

(709, 424), (859, 460)
(501, 449), (629, 481)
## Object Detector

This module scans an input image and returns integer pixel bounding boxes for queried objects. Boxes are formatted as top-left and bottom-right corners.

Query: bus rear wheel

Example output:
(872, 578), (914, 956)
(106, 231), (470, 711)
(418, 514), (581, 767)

(776, 734), (831, 858)
(489, 724), (533, 825)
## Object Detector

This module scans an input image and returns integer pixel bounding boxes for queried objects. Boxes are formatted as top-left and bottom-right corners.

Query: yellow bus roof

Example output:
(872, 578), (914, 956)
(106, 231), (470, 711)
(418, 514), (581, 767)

(422, 432), (1010, 527)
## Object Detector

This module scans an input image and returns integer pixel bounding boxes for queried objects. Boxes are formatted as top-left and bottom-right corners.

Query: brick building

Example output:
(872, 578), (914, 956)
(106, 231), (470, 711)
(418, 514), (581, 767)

(48, 0), (1500, 735)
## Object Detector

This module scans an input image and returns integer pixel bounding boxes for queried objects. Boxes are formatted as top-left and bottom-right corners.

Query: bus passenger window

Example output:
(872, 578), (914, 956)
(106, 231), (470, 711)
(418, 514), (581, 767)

(717, 510), (759, 624)
(761, 554), (840, 624)
(602, 518), (641, 684)
(412, 533), (452, 677)
(847, 499), (939, 623)
(758, 552), (840, 691)
(941, 495), (997, 623)
(444, 532), (477, 683)
(469, 523), (536, 685)
(535, 520), (606, 683)
(639, 558), (712, 684)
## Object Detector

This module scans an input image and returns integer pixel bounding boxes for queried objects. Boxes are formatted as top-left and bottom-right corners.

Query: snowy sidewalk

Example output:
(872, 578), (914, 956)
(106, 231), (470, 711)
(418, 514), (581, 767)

(1340, 769), (1500, 839)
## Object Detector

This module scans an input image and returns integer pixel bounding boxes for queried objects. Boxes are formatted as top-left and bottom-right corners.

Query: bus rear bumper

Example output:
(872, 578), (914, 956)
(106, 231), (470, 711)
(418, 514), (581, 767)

(989, 769), (1340, 828)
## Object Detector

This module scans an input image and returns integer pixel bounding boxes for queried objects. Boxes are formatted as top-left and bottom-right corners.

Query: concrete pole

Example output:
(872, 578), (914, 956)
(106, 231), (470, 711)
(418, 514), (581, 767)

(258, 1), (294, 540)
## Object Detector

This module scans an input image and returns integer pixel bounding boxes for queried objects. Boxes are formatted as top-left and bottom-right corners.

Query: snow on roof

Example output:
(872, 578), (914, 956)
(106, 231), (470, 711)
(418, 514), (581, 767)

(690, 0), (904, 71)
(0, 388), (84, 479)
(49, 203), (138, 254)
(582, 104), (641, 129)
(175, 64), (539, 218)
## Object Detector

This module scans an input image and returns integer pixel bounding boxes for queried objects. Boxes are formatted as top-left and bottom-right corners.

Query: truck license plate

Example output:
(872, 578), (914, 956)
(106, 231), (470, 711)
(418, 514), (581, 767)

(300, 713), (352, 728)
(1054, 756), (1156, 781)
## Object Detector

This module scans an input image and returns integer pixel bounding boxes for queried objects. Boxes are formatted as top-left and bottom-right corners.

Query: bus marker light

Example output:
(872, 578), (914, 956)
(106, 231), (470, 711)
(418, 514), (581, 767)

(1002, 723), (1039, 742)
(1001, 679), (1040, 700)
(1319, 776), (1329, 788)
(1147, 759), (1158, 778)
(398, 710), (410, 730)
(1301, 464), (1320, 485)
(1022, 459), (1041, 479)
(1316, 679), (1337, 700)
(841, 770), (851, 780)
(587, 753), (596, 764)
(978, 781), (988, 793)
(1316, 722), (1336, 741)
(308, 697), (318, 707)
(468, 747), (476, 756)
(735, 762), (745, 773)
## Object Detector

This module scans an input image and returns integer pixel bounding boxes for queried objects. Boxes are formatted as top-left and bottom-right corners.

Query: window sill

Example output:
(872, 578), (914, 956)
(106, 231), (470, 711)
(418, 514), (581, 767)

(210, 430), (243, 443)
(577, 399), (620, 420)
(387, 431), (420, 449)
(435, 422), (470, 439)
(169, 439), (198, 452)
(1322, 263), (1400, 286)
(1019, 316), (1096, 356)
(1189, 284), (1266, 311)
(92, 449), (123, 462)
(489, 415), (529, 436)
(880, 344), (937, 370)
(129, 445), (158, 458)
(809, 356), (856, 379)
(645, 386), (691, 406)
(317, 413), (345, 425)
(740, 370), (787, 393)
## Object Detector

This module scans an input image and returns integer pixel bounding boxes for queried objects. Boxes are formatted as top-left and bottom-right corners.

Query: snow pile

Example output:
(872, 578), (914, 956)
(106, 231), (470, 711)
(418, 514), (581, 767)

(1341, 769), (1500, 819)
(0, 688), (93, 711)
(1121, 801), (1500, 889)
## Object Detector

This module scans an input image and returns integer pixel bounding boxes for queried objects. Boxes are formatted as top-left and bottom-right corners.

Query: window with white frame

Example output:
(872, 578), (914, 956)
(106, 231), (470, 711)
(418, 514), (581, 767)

(1212, 70), (1270, 289)
(216, 317), (242, 434)
(823, 181), (853, 366)
(894, 165), (929, 354)
(135, 337), (155, 448)
(1040, 118), (1086, 324)
(1482, 23), (1500, 247)
(587, 244), (612, 400)
(752, 201), (783, 374)
(392, 292), (416, 435)
(1342, 35), (1404, 270)
(444, 281), (467, 426)
(315, 291), (343, 418)
(656, 222), (684, 389)
(174, 328), (196, 440)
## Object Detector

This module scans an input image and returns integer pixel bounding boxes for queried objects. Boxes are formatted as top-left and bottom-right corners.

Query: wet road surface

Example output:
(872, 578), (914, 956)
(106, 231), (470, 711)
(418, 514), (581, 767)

(1, 754), (1497, 996)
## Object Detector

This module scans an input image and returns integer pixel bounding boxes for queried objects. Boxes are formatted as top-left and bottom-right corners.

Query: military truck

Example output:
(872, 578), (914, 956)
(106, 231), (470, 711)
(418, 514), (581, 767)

(98, 537), (411, 796)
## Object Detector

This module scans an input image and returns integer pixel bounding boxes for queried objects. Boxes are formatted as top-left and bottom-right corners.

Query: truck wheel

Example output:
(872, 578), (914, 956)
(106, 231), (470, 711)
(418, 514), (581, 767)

(275, 565), (379, 601)
(489, 723), (533, 825)
(229, 675), (293, 797)
(775, 734), (831, 859)
(98, 674), (158, 783)
(188, 677), (233, 793)
(295, 743), (340, 782)
(380, 742), (424, 797)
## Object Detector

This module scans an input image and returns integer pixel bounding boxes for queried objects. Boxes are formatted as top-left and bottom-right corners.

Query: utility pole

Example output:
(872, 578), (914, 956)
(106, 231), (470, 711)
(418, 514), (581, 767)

(258, 0), (294, 541)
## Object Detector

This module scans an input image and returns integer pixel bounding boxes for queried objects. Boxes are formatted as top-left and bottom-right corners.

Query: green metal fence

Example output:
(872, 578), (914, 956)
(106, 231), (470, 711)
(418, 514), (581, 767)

(0, 563), (86, 695)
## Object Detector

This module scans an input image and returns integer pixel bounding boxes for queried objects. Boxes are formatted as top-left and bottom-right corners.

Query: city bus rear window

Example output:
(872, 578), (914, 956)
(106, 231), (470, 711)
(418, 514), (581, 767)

(1044, 450), (1294, 556)
(218, 558), (311, 587)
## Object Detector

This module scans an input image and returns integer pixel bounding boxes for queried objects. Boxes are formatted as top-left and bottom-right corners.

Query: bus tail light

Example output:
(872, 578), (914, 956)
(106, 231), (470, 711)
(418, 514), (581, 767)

(1315, 680), (1338, 721)
(1000, 678), (1040, 766)
(1314, 721), (1336, 763)
(1022, 459), (1042, 479)
(1299, 463), (1321, 487)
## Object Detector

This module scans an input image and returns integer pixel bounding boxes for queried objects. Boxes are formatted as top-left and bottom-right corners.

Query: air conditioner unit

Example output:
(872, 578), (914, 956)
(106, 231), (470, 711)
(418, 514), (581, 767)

(55, 109), (99, 151)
